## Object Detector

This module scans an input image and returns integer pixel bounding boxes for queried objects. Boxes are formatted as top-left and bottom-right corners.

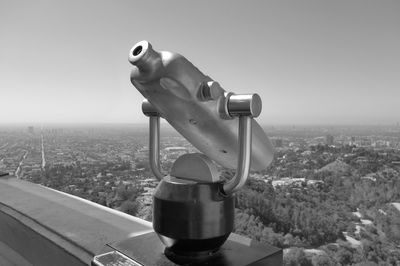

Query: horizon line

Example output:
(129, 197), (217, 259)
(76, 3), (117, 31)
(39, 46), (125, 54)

(0, 122), (399, 127)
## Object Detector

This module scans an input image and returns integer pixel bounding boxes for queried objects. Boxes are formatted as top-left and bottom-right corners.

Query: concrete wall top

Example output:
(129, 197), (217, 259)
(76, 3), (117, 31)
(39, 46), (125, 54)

(0, 175), (152, 264)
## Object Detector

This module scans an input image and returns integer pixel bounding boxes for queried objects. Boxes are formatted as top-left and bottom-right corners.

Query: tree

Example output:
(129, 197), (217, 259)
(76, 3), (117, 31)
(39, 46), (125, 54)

(119, 200), (139, 216)
(334, 246), (354, 266)
(311, 254), (336, 266)
(284, 248), (312, 266)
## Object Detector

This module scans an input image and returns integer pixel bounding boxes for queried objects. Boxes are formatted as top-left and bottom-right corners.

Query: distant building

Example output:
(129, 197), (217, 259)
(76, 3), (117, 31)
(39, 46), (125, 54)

(326, 134), (334, 145)
(135, 147), (149, 160)
(164, 147), (188, 153)
(163, 146), (188, 160)
(28, 126), (34, 134)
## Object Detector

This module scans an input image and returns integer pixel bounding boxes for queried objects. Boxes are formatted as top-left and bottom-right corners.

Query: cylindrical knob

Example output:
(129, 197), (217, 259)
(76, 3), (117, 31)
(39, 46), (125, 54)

(227, 94), (262, 118)
(142, 99), (160, 117)
(198, 81), (224, 101)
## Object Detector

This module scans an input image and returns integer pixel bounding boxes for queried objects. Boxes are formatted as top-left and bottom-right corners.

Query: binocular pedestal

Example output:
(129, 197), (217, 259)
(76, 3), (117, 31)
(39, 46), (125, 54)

(153, 176), (234, 264)
(92, 155), (282, 266)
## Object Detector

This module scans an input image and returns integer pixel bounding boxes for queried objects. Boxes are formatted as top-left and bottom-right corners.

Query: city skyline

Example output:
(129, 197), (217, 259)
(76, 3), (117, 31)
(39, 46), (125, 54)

(1, 0), (399, 125)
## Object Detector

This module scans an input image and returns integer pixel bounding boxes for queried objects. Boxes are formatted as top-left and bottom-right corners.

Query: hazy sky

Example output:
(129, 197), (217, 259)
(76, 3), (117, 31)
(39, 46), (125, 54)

(1, 0), (399, 125)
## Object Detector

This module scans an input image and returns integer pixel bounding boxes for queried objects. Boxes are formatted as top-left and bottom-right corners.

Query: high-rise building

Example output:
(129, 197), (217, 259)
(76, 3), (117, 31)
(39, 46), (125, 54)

(28, 126), (34, 134)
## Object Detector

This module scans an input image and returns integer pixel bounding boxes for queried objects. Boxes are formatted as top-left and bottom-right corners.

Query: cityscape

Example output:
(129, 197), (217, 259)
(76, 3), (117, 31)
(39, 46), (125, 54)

(1, 0), (399, 264)
(1, 123), (399, 265)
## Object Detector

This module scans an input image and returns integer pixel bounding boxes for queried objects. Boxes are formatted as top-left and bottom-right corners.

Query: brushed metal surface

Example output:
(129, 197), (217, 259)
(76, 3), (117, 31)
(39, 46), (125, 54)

(149, 116), (164, 180)
(170, 153), (220, 183)
(129, 41), (274, 171)
(223, 116), (252, 194)
(227, 94), (262, 118)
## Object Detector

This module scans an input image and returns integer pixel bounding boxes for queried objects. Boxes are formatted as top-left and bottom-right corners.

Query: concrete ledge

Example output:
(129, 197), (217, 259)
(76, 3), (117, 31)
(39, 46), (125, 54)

(0, 204), (89, 265)
(0, 176), (152, 265)
(0, 240), (31, 266)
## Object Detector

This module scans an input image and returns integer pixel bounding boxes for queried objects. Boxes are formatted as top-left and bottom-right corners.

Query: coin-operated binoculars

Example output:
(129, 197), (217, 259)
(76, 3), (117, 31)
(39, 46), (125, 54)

(92, 41), (282, 266)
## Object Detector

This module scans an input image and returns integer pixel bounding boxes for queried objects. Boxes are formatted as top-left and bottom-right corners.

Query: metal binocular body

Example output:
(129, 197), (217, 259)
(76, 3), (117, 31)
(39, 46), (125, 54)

(129, 40), (274, 264)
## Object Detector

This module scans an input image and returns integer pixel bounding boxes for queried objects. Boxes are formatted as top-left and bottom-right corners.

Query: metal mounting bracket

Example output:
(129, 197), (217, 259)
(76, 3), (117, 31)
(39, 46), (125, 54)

(142, 92), (262, 194)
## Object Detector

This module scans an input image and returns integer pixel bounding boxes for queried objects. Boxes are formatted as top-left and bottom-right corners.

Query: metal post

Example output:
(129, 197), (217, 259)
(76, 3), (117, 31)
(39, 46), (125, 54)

(149, 116), (164, 180)
(223, 116), (252, 194)
(142, 99), (164, 181)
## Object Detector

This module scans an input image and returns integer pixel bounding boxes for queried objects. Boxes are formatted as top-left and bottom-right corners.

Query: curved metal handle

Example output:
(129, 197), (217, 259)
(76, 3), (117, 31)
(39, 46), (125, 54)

(222, 116), (252, 194)
(142, 100), (164, 180)
(143, 93), (261, 192)
(149, 116), (164, 180)
(222, 93), (261, 194)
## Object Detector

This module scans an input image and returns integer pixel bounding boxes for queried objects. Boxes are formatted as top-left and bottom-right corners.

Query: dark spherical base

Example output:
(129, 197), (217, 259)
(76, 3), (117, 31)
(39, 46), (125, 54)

(163, 238), (225, 265)
(153, 177), (235, 263)
(165, 247), (217, 264)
